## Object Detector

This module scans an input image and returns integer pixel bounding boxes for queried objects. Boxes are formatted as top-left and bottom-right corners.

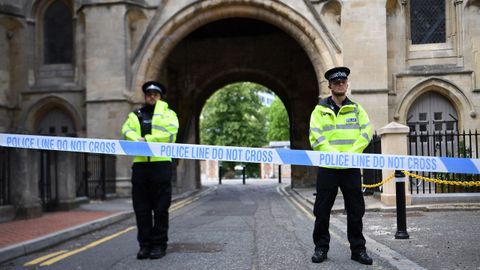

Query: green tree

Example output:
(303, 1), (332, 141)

(200, 82), (268, 177)
(266, 96), (290, 141)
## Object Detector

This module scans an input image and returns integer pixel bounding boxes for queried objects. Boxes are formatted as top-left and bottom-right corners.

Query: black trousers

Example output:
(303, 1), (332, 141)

(313, 167), (366, 253)
(131, 161), (172, 249)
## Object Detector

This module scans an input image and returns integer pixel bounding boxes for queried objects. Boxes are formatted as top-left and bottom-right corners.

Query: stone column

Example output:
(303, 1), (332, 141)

(82, 4), (133, 194)
(378, 122), (411, 206)
(174, 112), (200, 194)
(290, 98), (317, 188)
(0, 26), (9, 132)
(83, 4), (131, 139)
(57, 152), (85, 210)
(342, 0), (389, 130)
(342, 0), (388, 89)
(10, 149), (42, 218)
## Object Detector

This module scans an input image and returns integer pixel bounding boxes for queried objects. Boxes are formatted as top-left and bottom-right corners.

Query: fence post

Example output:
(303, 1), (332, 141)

(218, 162), (222, 185)
(242, 165), (246, 185)
(101, 154), (106, 200)
(278, 165), (282, 183)
(378, 122), (412, 206)
(395, 170), (409, 239)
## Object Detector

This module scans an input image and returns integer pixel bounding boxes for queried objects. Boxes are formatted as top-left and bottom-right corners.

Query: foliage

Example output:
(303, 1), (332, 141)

(200, 82), (269, 176)
(265, 96), (290, 141)
(200, 82), (268, 147)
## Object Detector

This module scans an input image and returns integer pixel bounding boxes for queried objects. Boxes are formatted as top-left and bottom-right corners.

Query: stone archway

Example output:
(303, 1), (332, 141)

(132, 0), (336, 96)
(132, 2), (336, 193)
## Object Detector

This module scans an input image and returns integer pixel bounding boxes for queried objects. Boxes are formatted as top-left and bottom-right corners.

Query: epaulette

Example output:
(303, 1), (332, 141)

(133, 108), (142, 118)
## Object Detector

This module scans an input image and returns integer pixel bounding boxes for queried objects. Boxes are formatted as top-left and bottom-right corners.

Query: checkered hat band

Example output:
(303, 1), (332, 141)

(146, 85), (161, 91)
(328, 71), (347, 80)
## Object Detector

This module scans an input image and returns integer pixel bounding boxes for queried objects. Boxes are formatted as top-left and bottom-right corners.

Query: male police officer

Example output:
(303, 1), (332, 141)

(121, 81), (179, 260)
(309, 67), (373, 265)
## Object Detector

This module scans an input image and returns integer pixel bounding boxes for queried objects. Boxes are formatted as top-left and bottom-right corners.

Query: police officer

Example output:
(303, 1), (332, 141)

(309, 67), (373, 265)
(121, 81), (179, 260)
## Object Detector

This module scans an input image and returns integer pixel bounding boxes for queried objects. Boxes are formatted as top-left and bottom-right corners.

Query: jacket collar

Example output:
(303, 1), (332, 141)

(154, 100), (169, 111)
(319, 96), (354, 107)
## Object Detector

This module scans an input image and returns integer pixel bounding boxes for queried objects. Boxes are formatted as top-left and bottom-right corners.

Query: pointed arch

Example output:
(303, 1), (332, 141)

(23, 96), (82, 135)
(395, 77), (476, 127)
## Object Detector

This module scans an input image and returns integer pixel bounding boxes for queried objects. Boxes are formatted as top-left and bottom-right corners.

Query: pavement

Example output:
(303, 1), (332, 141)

(290, 187), (480, 213)
(0, 189), (200, 264)
(1, 183), (479, 264)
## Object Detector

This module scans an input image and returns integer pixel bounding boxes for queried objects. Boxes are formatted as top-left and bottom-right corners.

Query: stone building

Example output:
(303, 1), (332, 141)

(1, 0), (479, 213)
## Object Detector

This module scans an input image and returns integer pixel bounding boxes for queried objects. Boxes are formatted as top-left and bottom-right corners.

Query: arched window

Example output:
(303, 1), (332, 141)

(44, 0), (73, 64)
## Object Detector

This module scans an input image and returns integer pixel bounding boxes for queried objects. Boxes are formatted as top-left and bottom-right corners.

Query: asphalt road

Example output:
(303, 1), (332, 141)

(2, 179), (479, 269)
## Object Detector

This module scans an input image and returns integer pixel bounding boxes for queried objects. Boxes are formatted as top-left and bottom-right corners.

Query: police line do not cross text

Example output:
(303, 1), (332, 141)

(1, 133), (479, 174)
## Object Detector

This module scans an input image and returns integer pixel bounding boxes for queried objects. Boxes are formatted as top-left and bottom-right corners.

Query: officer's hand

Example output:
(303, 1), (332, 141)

(138, 137), (146, 142)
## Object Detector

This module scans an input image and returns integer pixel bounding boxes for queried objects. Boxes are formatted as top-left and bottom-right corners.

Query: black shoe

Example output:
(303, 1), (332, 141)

(311, 249), (328, 263)
(137, 247), (150, 260)
(351, 250), (373, 265)
(150, 246), (166, 259)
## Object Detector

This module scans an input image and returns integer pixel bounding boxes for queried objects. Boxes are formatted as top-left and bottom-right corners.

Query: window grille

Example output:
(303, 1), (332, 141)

(410, 0), (446, 44)
(44, 1), (73, 64)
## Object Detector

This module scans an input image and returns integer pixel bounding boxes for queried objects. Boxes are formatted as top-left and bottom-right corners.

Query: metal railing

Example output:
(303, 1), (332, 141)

(362, 134), (382, 194)
(39, 150), (59, 211)
(0, 147), (11, 206)
(408, 129), (480, 194)
(0, 147), (117, 209)
(76, 153), (116, 200)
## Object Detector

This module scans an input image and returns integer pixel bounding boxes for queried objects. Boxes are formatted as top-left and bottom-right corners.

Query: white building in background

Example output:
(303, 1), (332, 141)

(257, 91), (275, 107)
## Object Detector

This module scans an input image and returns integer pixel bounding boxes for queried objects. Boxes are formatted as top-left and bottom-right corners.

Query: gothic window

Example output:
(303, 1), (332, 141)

(44, 0), (73, 64)
(409, 0), (446, 44)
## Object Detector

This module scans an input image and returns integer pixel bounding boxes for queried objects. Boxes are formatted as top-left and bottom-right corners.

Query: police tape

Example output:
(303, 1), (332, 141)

(1, 133), (479, 174)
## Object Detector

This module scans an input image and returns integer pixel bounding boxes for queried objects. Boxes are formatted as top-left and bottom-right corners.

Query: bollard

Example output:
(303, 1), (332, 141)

(394, 170), (409, 239)
(278, 165), (282, 183)
(218, 163), (222, 185)
(242, 165), (246, 185)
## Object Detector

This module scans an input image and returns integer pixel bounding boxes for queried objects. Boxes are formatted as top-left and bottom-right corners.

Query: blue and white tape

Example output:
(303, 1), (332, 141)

(1, 133), (479, 174)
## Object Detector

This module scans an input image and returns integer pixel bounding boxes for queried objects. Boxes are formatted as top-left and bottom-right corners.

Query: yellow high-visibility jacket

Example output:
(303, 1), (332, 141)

(309, 97), (372, 162)
(121, 100), (179, 163)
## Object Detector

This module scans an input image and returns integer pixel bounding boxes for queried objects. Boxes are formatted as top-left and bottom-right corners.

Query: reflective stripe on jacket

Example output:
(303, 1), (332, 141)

(121, 100), (179, 162)
(309, 98), (372, 167)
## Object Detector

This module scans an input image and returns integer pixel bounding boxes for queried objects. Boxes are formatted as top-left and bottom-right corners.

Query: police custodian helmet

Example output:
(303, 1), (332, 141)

(324, 67), (350, 81)
(142, 81), (166, 96)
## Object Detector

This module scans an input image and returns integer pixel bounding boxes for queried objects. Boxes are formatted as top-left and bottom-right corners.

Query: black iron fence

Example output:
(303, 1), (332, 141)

(0, 147), (116, 209)
(0, 147), (11, 206)
(362, 134), (382, 194)
(76, 153), (116, 200)
(39, 150), (59, 211)
(408, 130), (480, 194)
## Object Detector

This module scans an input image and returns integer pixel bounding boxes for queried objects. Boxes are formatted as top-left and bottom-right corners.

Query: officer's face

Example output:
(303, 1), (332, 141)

(329, 79), (348, 97)
(144, 91), (161, 105)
